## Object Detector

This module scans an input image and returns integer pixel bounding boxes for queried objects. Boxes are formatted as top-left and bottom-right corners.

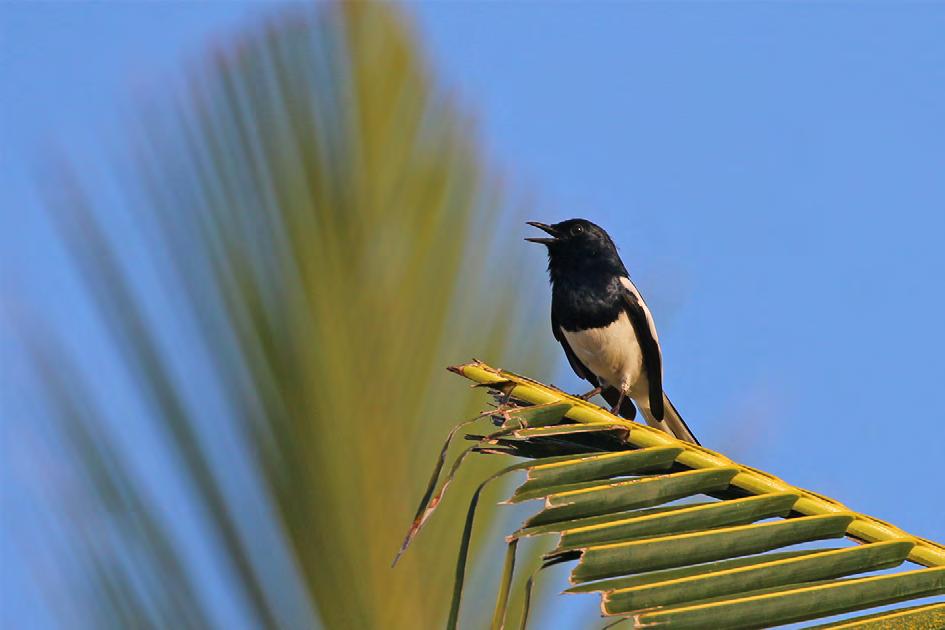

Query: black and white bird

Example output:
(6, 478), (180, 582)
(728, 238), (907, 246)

(526, 219), (700, 445)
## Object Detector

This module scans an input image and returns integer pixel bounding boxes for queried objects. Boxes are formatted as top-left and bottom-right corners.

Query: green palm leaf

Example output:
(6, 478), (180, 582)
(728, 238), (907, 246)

(28, 3), (551, 628)
(408, 362), (945, 629)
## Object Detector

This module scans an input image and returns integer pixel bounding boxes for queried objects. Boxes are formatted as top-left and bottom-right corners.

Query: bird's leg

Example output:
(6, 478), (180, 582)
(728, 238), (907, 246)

(577, 386), (603, 400)
(610, 389), (626, 415)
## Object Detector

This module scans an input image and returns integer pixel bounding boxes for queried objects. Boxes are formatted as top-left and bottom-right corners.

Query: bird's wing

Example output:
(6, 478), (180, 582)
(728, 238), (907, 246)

(551, 311), (598, 385)
(619, 277), (665, 421)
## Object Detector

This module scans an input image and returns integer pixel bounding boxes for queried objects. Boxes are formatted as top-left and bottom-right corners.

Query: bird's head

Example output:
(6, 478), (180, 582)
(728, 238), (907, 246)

(526, 219), (625, 282)
(526, 218), (620, 263)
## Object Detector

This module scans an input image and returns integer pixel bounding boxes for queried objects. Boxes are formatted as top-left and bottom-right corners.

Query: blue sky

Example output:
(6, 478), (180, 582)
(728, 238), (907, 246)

(411, 1), (945, 526)
(3, 2), (944, 627)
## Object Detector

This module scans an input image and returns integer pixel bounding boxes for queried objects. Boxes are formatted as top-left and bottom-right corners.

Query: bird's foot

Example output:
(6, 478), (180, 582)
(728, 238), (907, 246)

(610, 390), (627, 416)
(577, 386), (602, 400)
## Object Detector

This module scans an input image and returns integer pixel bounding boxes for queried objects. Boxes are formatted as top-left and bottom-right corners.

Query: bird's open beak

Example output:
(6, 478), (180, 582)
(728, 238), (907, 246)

(525, 221), (559, 245)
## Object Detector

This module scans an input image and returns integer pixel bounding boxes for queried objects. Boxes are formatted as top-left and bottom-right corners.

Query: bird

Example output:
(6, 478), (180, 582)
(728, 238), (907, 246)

(526, 218), (700, 445)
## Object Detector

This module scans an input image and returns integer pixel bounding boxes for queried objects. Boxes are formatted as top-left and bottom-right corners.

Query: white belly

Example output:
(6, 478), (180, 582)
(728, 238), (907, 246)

(561, 312), (644, 393)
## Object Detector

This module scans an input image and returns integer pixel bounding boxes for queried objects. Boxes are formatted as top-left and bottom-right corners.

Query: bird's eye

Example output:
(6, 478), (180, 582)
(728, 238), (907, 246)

(571, 225), (584, 236)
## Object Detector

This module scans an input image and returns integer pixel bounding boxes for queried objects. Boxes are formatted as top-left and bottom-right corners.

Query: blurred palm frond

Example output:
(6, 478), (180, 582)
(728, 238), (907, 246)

(21, 3), (552, 628)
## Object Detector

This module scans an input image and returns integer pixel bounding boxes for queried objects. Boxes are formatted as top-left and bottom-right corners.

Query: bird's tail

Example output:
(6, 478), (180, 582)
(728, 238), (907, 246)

(642, 393), (700, 445)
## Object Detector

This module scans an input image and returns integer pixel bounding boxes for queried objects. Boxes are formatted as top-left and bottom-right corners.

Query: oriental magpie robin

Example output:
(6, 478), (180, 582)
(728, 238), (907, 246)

(527, 219), (699, 445)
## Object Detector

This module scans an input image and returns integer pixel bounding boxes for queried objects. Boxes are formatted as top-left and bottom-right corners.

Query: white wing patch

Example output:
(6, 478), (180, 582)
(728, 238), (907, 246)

(620, 276), (661, 348)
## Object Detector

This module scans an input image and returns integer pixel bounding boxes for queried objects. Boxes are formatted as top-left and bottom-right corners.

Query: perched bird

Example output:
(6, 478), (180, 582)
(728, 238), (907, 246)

(526, 219), (700, 445)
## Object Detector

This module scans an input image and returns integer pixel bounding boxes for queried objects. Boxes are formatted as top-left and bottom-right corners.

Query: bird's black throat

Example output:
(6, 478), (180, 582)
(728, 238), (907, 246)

(548, 257), (628, 332)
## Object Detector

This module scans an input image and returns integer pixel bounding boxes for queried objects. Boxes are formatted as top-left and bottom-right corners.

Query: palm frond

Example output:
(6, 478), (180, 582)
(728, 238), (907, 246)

(405, 361), (945, 629)
(27, 3), (551, 628)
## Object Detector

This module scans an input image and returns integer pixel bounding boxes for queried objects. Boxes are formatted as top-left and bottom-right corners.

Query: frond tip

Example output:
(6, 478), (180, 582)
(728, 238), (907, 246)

(401, 361), (944, 629)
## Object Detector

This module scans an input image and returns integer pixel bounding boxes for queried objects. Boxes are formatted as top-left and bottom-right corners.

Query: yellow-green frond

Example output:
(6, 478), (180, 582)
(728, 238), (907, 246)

(403, 361), (944, 629)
